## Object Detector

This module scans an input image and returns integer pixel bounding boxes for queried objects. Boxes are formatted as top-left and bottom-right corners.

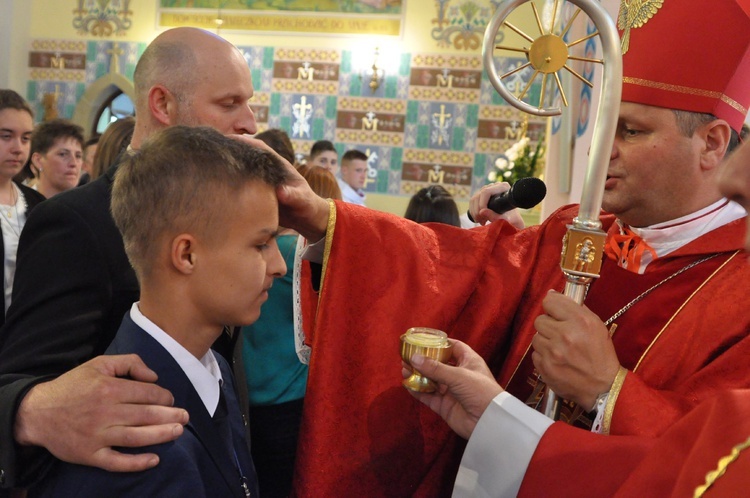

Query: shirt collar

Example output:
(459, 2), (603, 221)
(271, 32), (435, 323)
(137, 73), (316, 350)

(130, 302), (223, 416)
(338, 178), (365, 196)
(613, 199), (746, 272)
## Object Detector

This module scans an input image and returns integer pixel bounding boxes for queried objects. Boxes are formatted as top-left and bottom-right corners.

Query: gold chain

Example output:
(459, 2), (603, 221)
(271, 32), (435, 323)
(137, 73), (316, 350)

(604, 253), (720, 327)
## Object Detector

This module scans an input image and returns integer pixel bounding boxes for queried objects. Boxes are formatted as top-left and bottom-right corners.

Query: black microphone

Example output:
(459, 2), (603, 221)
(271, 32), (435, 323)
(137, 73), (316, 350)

(467, 177), (547, 222)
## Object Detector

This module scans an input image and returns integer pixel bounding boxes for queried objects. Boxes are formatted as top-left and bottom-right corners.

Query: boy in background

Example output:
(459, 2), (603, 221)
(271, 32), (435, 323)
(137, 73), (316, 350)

(29, 126), (287, 497)
(338, 149), (368, 206)
(307, 139), (338, 175)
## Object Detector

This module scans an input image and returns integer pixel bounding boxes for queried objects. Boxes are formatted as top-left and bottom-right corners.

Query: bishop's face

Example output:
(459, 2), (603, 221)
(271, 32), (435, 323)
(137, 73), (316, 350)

(603, 102), (707, 228)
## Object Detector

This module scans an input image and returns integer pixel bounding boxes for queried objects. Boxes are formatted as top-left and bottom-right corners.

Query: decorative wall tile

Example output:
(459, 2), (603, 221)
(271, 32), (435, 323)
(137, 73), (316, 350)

(73, 0), (133, 37)
(27, 38), (544, 201)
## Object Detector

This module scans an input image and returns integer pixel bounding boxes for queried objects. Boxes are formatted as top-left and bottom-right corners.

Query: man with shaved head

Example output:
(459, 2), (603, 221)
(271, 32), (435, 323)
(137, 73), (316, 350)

(0, 28), (257, 492)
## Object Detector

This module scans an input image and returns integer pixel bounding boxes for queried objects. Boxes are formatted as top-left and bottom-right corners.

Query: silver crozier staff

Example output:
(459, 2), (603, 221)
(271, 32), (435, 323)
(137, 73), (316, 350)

(481, 0), (623, 419)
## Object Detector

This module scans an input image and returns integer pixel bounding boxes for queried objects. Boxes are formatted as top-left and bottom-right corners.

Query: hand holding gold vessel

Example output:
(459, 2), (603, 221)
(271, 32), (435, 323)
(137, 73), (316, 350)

(400, 327), (453, 393)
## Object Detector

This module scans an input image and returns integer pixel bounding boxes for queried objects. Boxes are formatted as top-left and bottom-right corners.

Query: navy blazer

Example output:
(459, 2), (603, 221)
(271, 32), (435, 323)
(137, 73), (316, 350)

(28, 313), (258, 498)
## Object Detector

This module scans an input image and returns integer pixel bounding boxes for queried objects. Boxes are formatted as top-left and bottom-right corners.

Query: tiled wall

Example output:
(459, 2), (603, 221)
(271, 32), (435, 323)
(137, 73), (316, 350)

(26, 39), (545, 201)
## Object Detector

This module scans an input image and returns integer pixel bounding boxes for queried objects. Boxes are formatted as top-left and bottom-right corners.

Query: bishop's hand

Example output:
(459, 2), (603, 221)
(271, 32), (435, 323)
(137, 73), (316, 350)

(232, 135), (330, 243)
(532, 290), (622, 411)
(468, 182), (525, 229)
(403, 340), (503, 440)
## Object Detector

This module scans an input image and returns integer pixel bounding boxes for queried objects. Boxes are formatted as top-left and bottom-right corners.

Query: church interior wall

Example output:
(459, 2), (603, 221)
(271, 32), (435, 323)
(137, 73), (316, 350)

(2, 0), (614, 220)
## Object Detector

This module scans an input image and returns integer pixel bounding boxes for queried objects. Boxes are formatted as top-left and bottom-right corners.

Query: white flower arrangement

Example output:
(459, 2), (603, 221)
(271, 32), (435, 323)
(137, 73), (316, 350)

(487, 135), (544, 185)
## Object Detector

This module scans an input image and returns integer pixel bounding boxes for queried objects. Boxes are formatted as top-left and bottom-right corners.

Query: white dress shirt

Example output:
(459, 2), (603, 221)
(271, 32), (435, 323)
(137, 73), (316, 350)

(337, 178), (366, 206)
(0, 183), (28, 312)
(130, 302), (223, 416)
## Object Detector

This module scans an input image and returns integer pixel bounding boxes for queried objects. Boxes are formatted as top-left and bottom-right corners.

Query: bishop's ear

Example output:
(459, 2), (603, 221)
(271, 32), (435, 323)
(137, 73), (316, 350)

(700, 119), (732, 171)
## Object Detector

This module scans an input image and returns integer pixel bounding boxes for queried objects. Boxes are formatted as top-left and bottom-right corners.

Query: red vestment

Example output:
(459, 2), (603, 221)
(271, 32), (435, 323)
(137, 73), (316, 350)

(293, 202), (750, 497)
(519, 389), (750, 497)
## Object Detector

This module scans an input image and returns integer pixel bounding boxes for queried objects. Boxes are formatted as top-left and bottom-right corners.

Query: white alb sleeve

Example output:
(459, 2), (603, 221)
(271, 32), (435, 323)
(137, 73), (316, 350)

(453, 392), (554, 498)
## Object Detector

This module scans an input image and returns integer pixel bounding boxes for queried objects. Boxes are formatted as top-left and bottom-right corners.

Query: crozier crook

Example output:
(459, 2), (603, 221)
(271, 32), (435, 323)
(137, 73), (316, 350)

(482, 0), (622, 419)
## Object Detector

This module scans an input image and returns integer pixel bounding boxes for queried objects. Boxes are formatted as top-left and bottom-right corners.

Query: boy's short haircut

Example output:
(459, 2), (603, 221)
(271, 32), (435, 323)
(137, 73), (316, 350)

(111, 125), (288, 279)
(309, 140), (335, 159)
(0, 89), (34, 118)
(341, 149), (368, 164)
(30, 119), (85, 155)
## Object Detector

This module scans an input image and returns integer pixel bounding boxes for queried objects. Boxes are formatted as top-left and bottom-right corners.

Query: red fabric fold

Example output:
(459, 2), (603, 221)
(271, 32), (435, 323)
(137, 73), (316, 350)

(519, 390), (750, 497)
(293, 202), (750, 497)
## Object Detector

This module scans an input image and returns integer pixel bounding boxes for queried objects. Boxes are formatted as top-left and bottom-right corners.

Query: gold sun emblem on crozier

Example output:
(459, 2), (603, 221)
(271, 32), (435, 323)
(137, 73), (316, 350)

(493, 0), (605, 110)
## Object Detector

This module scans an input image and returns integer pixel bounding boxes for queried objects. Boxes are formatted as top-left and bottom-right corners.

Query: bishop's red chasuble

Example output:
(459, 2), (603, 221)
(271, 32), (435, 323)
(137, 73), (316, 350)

(519, 389), (750, 497)
(293, 201), (750, 497)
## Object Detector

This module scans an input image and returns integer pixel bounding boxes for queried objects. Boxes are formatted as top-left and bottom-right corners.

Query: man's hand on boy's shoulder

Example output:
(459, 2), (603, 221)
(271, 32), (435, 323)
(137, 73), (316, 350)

(15, 354), (188, 472)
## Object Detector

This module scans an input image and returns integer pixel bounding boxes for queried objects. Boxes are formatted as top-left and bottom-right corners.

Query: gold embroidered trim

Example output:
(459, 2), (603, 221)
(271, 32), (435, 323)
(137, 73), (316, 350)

(317, 199), (337, 307)
(502, 341), (534, 390)
(694, 436), (750, 498)
(601, 366), (628, 435)
(617, 0), (664, 55)
(623, 77), (747, 115)
(633, 251), (740, 372)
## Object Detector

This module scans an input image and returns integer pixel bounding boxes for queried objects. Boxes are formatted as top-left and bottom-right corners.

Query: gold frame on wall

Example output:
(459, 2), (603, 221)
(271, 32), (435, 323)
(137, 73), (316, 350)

(157, 0), (405, 37)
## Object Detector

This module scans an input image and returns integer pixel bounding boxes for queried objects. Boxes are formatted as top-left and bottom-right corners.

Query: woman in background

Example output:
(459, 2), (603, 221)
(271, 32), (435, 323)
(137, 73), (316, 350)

(255, 128), (296, 166)
(0, 90), (46, 317)
(90, 117), (134, 180)
(78, 134), (99, 186)
(28, 119), (84, 198)
(404, 184), (461, 227)
(297, 164), (342, 199)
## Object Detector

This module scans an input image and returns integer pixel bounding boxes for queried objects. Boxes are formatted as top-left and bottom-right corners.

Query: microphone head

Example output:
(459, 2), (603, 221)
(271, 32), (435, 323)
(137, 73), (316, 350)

(510, 177), (547, 209)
